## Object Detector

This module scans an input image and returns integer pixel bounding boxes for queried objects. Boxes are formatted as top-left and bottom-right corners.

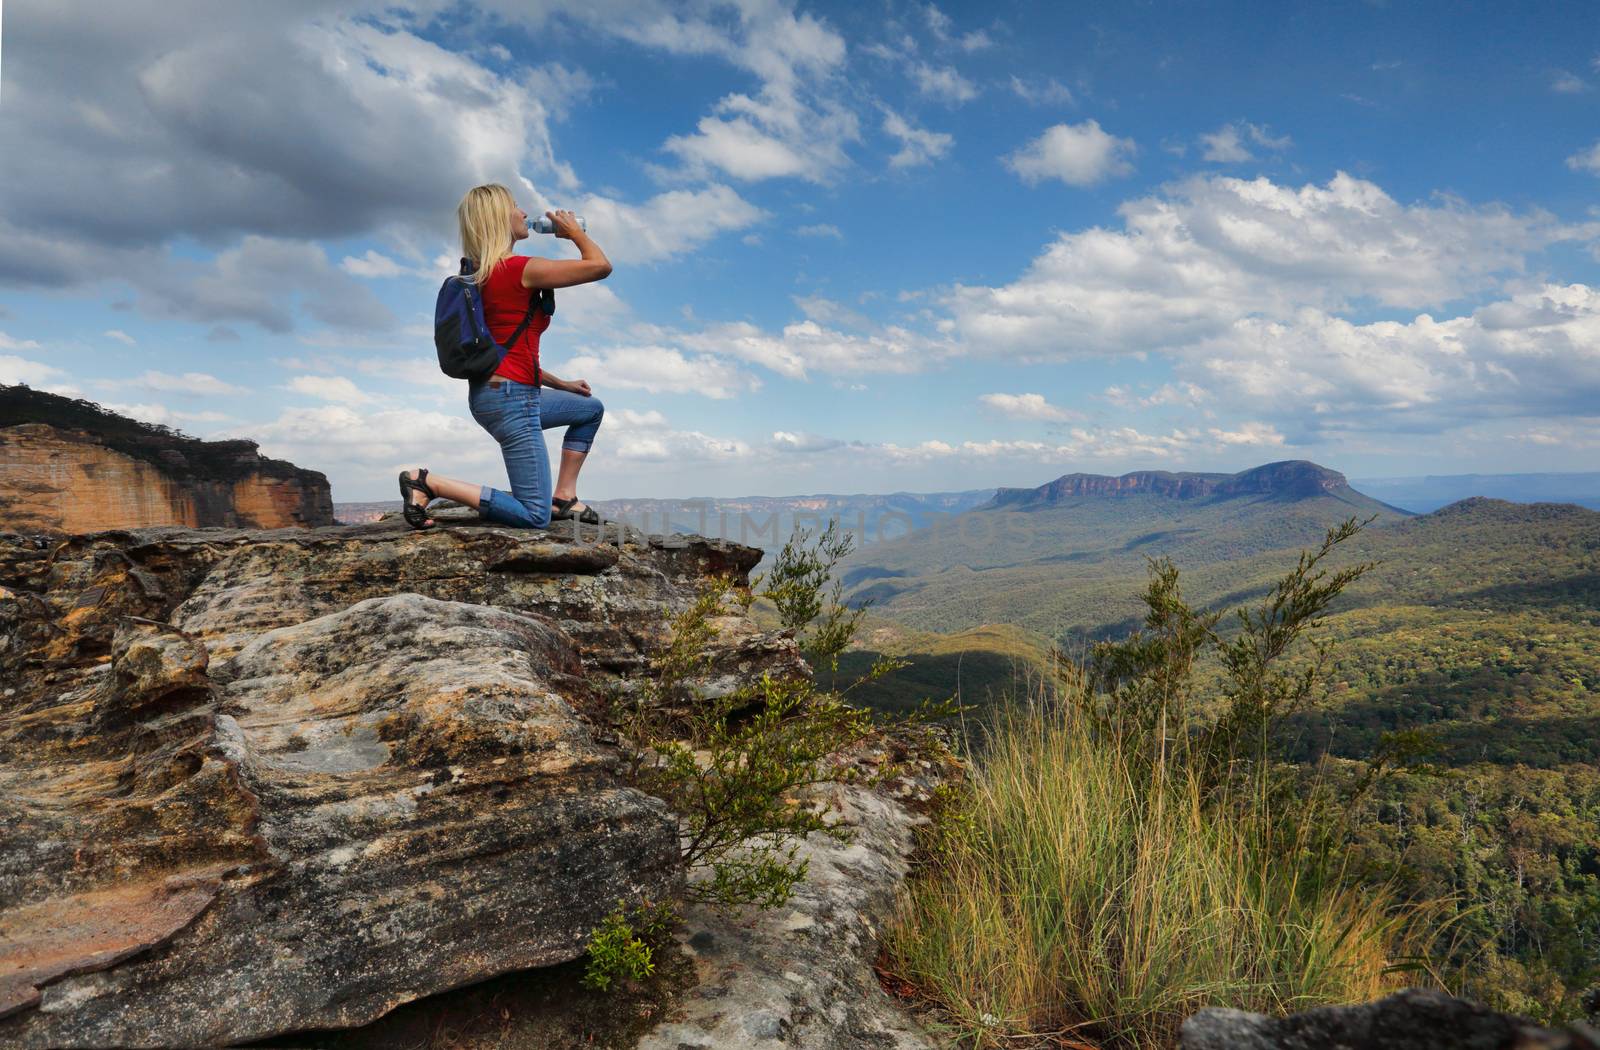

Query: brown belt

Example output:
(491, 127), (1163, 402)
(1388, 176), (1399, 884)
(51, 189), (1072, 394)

(486, 375), (507, 388)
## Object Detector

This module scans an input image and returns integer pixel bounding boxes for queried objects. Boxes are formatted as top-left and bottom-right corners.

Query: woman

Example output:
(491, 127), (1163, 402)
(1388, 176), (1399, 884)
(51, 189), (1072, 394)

(401, 184), (612, 530)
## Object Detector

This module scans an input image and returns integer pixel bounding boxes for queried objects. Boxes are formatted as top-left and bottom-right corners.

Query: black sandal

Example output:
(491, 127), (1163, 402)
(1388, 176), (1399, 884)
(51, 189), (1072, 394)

(398, 469), (436, 530)
(551, 496), (601, 525)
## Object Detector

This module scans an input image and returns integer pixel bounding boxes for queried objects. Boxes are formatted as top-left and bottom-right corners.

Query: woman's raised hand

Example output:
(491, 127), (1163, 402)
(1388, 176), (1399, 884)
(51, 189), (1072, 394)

(547, 210), (582, 241)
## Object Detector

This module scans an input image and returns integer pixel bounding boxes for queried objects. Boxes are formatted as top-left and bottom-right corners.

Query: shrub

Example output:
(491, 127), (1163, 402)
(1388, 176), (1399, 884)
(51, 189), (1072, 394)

(886, 519), (1450, 1048)
(582, 902), (662, 992)
(614, 522), (946, 910)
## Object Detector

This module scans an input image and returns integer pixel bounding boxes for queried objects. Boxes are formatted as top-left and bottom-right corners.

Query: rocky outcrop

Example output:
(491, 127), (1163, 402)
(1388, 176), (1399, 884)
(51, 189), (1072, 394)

(1181, 988), (1600, 1050)
(640, 748), (953, 1050)
(0, 385), (333, 531)
(0, 514), (804, 1048)
(988, 460), (1353, 508)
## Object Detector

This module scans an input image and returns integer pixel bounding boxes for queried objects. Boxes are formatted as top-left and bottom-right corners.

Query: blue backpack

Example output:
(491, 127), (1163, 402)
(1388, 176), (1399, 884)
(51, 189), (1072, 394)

(434, 258), (554, 382)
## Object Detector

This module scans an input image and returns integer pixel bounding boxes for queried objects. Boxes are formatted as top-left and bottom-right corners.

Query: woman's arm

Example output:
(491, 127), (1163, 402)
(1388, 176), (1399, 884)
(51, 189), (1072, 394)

(540, 370), (591, 397)
(522, 210), (612, 289)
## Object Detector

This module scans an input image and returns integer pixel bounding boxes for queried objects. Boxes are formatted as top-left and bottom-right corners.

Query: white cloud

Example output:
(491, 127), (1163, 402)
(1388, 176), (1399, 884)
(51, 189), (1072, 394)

(871, 424), (1287, 464)
(883, 109), (954, 169)
(911, 63), (980, 104)
(1188, 283), (1600, 434)
(578, 185), (767, 264)
(796, 223), (844, 239)
(978, 392), (1075, 421)
(286, 374), (374, 404)
(793, 295), (873, 330)
(771, 430), (847, 453)
(562, 347), (759, 399)
(2, 11), (573, 290)
(1200, 122), (1292, 163)
(340, 250), (434, 280)
(104, 329), (137, 346)
(100, 402), (233, 428)
(694, 319), (940, 379)
(950, 171), (1586, 364)
(136, 370), (247, 396)
(921, 5), (993, 52)
(939, 174), (1598, 438)
(1003, 120), (1136, 187)
(238, 403), (498, 493)
(1103, 382), (1210, 409)
(0, 332), (42, 351)
(1208, 422), (1285, 446)
(604, 407), (753, 463)
(1566, 141), (1600, 175)
(1008, 75), (1074, 106)
(1199, 125), (1251, 163)
(0, 355), (75, 394)
(652, 6), (857, 185)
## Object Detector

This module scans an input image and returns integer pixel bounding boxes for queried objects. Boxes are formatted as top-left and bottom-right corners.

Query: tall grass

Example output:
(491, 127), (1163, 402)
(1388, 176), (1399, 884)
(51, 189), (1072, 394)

(886, 523), (1447, 1048)
(888, 699), (1431, 1048)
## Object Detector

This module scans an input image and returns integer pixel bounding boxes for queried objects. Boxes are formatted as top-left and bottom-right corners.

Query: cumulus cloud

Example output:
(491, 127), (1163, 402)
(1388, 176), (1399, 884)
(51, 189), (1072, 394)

(286, 375), (374, 404)
(1003, 120), (1136, 187)
(978, 392), (1075, 421)
(0, 2), (783, 333)
(2, 10), (568, 260)
(0, 355), (75, 394)
(238, 402), (499, 492)
(562, 347), (760, 399)
(652, 5), (858, 184)
(796, 223), (844, 239)
(604, 407), (753, 463)
(105, 330), (137, 346)
(940, 173), (1597, 438)
(694, 319), (941, 379)
(950, 171), (1585, 362)
(882, 109), (955, 169)
(1189, 283), (1600, 435)
(577, 185), (767, 264)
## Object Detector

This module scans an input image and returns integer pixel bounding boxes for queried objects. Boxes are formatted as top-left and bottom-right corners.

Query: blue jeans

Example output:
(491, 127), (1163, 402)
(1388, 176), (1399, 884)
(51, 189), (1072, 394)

(468, 378), (604, 528)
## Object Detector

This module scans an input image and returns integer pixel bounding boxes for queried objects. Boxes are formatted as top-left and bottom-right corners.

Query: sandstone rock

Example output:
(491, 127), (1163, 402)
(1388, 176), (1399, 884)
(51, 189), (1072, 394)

(0, 516), (798, 1048)
(636, 784), (941, 1050)
(0, 386), (333, 531)
(1180, 988), (1600, 1050)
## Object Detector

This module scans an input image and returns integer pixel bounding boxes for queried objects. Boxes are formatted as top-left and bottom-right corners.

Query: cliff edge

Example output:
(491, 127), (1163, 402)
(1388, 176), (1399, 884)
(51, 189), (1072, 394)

(0, 385), (333, 532)
(0, 512), (944, 1048)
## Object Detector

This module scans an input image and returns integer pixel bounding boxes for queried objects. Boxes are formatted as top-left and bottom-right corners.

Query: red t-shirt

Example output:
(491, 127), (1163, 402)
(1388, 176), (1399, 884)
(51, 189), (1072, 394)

(482, 256), (551, 385)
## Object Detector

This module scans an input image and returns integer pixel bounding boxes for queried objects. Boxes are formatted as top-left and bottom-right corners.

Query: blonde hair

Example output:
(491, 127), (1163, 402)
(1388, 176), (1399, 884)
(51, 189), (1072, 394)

(457, 183), (519, 286)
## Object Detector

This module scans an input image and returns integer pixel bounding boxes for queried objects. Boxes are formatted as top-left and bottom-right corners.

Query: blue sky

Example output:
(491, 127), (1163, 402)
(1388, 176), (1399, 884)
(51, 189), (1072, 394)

(2, 0), (1597, 501)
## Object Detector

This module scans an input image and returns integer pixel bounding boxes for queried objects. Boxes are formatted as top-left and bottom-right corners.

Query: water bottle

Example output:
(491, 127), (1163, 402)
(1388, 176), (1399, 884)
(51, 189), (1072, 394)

(528, 213), (587, 235)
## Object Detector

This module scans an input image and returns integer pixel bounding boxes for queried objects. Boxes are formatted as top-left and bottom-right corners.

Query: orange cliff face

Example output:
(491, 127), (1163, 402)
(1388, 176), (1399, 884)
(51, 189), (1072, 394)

(1, 420), (333, 533)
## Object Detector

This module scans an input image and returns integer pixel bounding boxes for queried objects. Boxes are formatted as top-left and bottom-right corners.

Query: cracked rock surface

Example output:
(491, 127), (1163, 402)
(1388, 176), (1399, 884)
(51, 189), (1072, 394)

(0, 518), (795, 1048)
